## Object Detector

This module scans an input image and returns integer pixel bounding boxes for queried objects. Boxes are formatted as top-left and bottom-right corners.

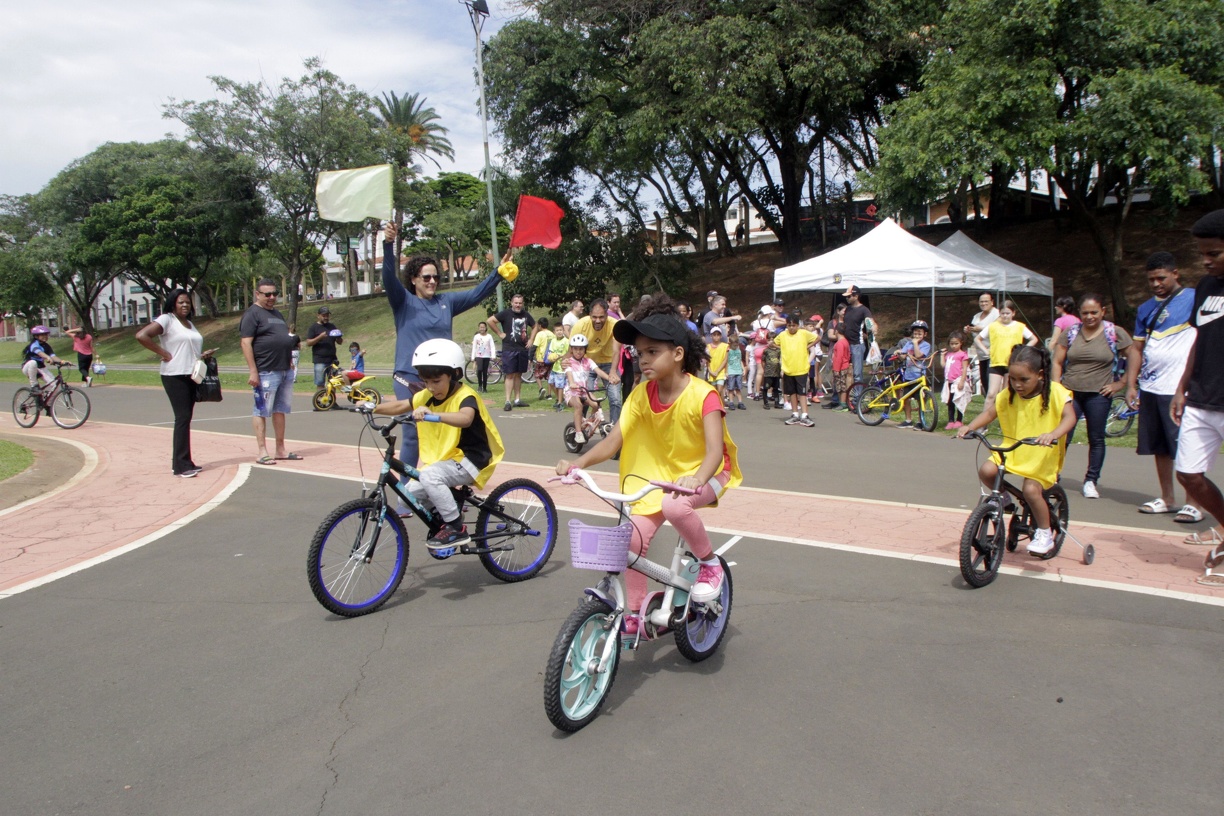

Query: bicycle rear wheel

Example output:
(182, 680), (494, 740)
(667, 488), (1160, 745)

(521, 364), (536, 384)
(543, 597), (620, 732)
(917, 387), (938, 432)
(1041, 485), (1069, 561)
(12, 388), (40, 428)
(959, 502), (1005, 588)
(307, 497), (408, 617)
(475, 478), (557, 582)
(50, 386), (91, 429)
(674, 555), (733, 661)
(350, 387), (381, 406)
(856, 386), (887, 426)
(1105, 396), (1134, 437)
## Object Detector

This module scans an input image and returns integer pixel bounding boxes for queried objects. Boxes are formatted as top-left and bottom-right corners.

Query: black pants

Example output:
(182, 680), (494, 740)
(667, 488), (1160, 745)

(77, 353), (92, 382)
(946, 395), (963, 423)
(162, 375), (196, 474)
(475, 358), (490, 391)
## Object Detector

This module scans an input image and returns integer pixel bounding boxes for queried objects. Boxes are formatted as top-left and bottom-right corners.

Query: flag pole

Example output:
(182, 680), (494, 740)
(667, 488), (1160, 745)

(464, 0), (504, 312)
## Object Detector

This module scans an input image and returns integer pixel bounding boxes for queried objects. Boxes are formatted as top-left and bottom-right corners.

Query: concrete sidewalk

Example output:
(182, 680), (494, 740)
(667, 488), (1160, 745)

(1, 415), (1220, 603)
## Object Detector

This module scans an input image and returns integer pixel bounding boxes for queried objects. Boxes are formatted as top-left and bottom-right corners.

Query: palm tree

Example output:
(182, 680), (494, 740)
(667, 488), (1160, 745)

(373, 92), (455, 256)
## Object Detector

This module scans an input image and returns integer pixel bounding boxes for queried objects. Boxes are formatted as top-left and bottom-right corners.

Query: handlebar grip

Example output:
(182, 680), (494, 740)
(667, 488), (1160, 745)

(420, 413), (441, 423)
(650, 480), (698, 495)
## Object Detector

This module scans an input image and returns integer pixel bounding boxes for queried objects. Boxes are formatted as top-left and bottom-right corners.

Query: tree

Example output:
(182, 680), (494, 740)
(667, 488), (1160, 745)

(166, 58), (382, 329)
(0, 245), (59, 330)
(373, 91), (456, 256)
(869, 0), (1224, 318)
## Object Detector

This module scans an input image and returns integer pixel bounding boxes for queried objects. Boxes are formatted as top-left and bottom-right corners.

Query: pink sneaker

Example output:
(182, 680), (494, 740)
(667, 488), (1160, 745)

(691, 562), (724, 603)
(945, 421), (961, 430)
(621, 615), (641, 636)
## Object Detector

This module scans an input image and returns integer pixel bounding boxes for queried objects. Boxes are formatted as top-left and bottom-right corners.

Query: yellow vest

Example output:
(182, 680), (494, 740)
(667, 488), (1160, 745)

(412, 383), (504, 488)
(987, 321), (1030, 368)
(706, 342), (729, 378)
(992, 381), (1071, 490)
(619, 375), (742, 515)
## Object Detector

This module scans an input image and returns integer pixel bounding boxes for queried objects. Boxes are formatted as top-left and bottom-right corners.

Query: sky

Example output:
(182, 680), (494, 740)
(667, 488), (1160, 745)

(0, 0), (511, 198)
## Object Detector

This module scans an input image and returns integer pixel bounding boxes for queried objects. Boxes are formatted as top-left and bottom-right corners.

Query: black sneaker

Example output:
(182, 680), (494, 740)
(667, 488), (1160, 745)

(427, 523), (471, 551)
(763, 401), (772, 410)
(514, 399), (529, 408)
(821, 401), (840, 410)
(504, 401), (512, 412)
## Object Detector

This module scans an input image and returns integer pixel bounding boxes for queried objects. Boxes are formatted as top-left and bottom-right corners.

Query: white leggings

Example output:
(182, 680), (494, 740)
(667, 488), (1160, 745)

(22, 361), (54, 386)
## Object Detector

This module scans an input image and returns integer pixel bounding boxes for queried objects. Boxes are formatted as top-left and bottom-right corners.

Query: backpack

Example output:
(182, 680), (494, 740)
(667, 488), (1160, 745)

(1064, 321), (1126, 381)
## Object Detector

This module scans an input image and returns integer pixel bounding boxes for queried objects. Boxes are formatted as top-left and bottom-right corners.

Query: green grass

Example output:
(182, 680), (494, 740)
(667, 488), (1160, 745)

(0, 438), (35, 482)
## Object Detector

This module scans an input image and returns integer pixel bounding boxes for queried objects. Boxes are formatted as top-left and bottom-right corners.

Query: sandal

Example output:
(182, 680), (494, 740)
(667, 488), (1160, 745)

(1183, 528), (1223, 546)
(1138, 498), (1174, 514)
(275, 452), (304, 461)
(255, 455), (277, 465)
(1174, 505), (1204, 523)
(1197, 545), (1224, 587)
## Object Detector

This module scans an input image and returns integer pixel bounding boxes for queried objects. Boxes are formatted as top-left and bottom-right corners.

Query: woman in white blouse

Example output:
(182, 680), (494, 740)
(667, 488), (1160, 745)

(136, 289), (214, 477)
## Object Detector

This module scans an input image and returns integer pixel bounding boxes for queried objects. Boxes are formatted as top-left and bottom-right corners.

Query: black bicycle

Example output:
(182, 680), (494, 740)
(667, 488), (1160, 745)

(12, 361), (91, 430)
(307, 408), (558, 617)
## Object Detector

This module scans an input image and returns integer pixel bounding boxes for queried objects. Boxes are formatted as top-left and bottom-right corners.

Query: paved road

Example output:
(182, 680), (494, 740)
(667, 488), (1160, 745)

(1, 384), (1221, 815)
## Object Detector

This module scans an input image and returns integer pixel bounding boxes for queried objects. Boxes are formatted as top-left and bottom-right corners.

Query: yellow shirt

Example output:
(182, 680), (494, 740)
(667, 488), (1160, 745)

(533, 329), (557, 362)
(569, 315), (618, 365)
(706, 342), (728, 379)
(991, 381), (1072, 490)
(618, 375), (742, 516)
(775, 329), (817, 376)
(550, 338), (570, 374)
(987, 321), (1034, 368)
(412, 382), (505, 488)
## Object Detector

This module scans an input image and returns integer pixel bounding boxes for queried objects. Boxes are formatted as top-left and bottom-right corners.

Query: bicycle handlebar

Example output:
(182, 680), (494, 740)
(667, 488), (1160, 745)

(963, 429), (1041, 452)
(348, 406), (440, 435)
(549, 467), (697, 501)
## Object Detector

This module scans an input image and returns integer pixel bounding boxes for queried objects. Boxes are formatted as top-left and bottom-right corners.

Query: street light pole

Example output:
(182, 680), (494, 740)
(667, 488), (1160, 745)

(462, 0), (504, 311)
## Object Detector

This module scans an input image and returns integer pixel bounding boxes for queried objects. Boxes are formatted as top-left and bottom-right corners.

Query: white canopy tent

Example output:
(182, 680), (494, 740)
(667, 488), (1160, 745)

(772, 218), (1053, 340)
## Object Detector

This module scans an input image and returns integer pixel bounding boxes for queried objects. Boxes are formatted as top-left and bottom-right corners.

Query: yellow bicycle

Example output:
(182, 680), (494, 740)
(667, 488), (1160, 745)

(312, 363), (382, 411)
(855, 368), (939, 432)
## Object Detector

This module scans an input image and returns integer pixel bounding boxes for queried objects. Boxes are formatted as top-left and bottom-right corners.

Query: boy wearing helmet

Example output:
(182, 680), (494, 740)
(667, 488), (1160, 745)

(22, 326), (65, 388)
(366, 339), (505, 551)
(564, 333), (614, 444)
(897, 320), (932, 428)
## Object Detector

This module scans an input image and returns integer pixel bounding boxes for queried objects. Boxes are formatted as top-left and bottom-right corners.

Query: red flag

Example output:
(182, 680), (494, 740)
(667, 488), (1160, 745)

(509, 195), (565, 249)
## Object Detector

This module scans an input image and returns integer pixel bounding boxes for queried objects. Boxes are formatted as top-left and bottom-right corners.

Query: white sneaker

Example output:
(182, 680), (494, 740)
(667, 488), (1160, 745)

(574, 431), (586, 444)
(1082, 481), (1100, 499)
(1027, 528), (1055, 555)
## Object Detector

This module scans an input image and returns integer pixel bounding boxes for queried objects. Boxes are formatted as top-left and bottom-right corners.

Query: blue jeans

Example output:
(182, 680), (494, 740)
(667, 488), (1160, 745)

(1069, 390), (1110, 483)
(393, 372), (423, 468)
(850, 344), (866, 384)
(314, 362), (331, 387)
(590, 362), (623, 423)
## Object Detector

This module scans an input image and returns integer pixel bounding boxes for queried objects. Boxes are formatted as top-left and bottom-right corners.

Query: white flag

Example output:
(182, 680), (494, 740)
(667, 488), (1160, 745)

(316, 165), (393, 222)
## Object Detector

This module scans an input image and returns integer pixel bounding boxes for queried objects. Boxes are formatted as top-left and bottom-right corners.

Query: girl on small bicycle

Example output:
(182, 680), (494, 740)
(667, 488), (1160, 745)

(957, 345), (1077, 555)
(22, 325), (65, 388)
(564, 333), (613, 445)
(556, 299), (743, 633)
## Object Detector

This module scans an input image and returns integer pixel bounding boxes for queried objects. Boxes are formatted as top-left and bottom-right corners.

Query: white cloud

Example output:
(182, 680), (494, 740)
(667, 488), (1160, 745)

(0, 0), (509, 196)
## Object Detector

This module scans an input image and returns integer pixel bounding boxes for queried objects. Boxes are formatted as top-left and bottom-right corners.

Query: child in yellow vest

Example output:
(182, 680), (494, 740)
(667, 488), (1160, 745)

(557, 300), (742, 635)
(957, 345), (1076, 555)
(368, 339), (504, 551)
(706, 327), (729, 401)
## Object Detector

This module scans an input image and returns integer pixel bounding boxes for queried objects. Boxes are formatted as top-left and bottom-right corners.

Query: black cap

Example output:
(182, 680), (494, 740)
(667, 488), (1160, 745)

(318, 306), (330, 314)
(773, 297), (785, 306)
(844, 285), (861, 296)
(706, 290), (719, 298)
(613, 313), (692, 346)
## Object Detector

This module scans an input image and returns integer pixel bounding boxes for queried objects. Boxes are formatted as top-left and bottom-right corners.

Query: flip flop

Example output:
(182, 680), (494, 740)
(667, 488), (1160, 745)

(1138, 498), (1174, 514)
(1196, 572), (1224, 586)
(255, 455), (277, 465)
(1174, 505), (1204, 523)
(275, 453), (304, 461)
(1198, 546), (1224, 586)
(1184, 528), (1224, 546)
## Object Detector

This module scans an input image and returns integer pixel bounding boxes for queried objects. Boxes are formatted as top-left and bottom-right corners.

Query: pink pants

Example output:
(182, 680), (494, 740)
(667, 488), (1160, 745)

(625, 471), (730, 611)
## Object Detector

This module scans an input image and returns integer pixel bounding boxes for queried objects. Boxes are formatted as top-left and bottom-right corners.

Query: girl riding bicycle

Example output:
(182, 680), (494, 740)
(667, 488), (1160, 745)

(564, 333), (613, 445)
(957, 345), (1077, 555)
(556, 299), (742, 634)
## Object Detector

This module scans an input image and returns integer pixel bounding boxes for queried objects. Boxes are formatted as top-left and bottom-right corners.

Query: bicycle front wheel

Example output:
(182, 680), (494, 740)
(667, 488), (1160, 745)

(563, 424), (584, 454)
(544, 597), (620, 732)
(307, 497), (408, 617)
(312, 388), (335, 411)
(475, 478), (557, 582)
(674, 555), (733, 662)
(959, 502), (1005, 588)
(12, 388), (40, 428)
(917, 387), (938, 432)
(521, 365), (536, 384)
(856, 386), (887, 426)
(50, 387), (91, 429)
(1105, 396), (1134, 437)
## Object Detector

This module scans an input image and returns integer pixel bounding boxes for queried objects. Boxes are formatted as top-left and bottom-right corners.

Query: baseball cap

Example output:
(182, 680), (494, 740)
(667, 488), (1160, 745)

(706, 290), (719, 298)
(773, 297), (785, 306)
(613, 313), (692, 346)
(759, 305), (774, 316)
(809, 314), (823, 322)
(318, 306), (330, 314)
(711, 327), (723, 335)
(844, 285), (861, 296)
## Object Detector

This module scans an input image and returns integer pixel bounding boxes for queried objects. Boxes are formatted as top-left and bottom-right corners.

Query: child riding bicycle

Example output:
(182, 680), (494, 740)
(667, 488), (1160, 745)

(957, 345), (1077, 555)
(556, 298), (742, 635)
(365, 339), (505, 551)
(564, 333), (613, 445)
(22, 325), (67, 388)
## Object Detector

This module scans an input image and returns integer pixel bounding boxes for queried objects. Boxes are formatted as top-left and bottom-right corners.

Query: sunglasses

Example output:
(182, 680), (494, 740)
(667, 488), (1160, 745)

(418, 274), (439, 282)
(259, 290), (279, 297)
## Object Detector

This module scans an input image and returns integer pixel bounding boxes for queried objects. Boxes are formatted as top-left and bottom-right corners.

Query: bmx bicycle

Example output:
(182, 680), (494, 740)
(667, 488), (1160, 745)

(562, 391), (613, 454)
(306, 407), (558, 617)
(543, 468), (732, 731)
(312, 363), (381, 411)
(12, 361), (91, 429)
(959, 430), (1093, 588)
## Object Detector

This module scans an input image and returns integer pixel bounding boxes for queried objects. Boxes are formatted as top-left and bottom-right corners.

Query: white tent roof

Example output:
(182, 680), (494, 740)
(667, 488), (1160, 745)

(937, 231), (1053, 296)
(772, 218), (1051, 297)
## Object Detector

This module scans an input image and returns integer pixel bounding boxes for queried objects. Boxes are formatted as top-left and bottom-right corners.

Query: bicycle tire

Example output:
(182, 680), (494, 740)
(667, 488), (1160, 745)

(856, 386), (887, 426)
(350, 387), (381, 406)
(312, 388), (335, 411)
(465, 359), (503, 386)
(475, 478), (557, 582)
(1042, 484), (1069, 561)
(847, 382), (865, 412)
(50, 386), (90, 429)
(12, 388), (40, 428)
(673, 555), (733, 662)
(563, 424), (584, 454)
(543, 597), (620, 732)
(307, 497), (408, 617)
(521, 364), (536, 384)
(959, 501), (1005, 588)
(1105, 396), (1134, 437)
(917, 387), (938, 432)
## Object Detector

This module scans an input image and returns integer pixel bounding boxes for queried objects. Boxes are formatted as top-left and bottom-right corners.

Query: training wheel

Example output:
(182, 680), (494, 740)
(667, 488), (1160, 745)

(1083, 544), (1095, 565)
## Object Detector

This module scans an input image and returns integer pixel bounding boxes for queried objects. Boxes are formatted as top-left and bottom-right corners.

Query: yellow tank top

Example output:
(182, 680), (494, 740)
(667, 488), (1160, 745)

(618, 375), (742, 515)
(412, 383), (504, 488)
(987, 321), (1030, 368)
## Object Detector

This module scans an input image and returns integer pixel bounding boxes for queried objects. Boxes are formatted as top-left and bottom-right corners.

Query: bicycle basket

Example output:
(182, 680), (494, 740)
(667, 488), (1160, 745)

(568, 519), (634, 571)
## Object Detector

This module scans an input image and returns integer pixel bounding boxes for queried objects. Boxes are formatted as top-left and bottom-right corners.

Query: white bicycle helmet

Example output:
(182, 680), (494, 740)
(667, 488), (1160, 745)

(569, 333), (589, 347)
(412, 338), (466, 371)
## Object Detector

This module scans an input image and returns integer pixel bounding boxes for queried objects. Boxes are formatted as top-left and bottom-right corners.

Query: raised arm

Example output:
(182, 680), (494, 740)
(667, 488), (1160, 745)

(381, 222), (407, 313)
